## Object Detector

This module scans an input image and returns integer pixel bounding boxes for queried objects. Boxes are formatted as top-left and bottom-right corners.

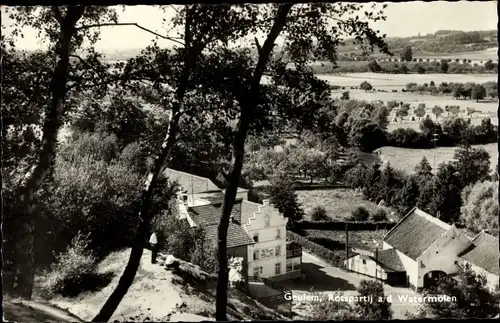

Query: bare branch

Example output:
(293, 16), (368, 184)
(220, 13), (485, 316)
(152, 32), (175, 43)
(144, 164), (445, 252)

(76, 22), (185, 46)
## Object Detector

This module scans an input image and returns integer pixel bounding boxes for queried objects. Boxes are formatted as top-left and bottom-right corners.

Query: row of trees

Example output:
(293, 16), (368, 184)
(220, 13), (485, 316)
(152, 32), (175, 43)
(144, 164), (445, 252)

(4, 3), (393, 321)
(405, 81), (497, 101)
(341, 146), (498, 233)
(365, 58), (496, 74)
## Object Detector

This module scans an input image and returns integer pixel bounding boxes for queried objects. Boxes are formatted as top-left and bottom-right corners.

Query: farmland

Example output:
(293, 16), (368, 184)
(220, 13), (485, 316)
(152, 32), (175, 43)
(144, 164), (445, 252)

(373, 143), (498, 174)
(317, 72), (497, 90)
(296, 188), (397, 221)
(414, 47), (498, 62)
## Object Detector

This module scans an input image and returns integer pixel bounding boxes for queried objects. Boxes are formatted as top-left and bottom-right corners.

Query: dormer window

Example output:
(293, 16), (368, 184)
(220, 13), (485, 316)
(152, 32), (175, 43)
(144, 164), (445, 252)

(182, 194), (188, 203)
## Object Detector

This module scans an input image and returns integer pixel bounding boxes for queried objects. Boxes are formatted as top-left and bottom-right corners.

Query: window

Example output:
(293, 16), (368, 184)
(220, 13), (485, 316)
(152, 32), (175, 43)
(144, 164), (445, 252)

(253, 233), (259, 242)
(253, 266), (260, 277)
(362, 259), (366, 265)
(275, 245), (281, 257)
(182, 194), (188, 202)
(275, 262), (281, 275)
(286, 260), (293, 273)
(293, 260), (301, 271)
(276, 228), (281, 239)
(253, 250), (260, 260)
(265, 215), (271, 227)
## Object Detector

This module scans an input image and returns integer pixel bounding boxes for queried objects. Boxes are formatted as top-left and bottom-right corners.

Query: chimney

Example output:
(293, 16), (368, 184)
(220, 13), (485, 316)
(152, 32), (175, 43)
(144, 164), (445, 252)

(262, 199), (270, 206)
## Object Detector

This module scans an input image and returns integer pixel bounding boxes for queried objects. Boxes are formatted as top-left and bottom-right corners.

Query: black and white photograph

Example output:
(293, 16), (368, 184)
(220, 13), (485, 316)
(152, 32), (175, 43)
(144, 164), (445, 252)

(2, 1), (499, 322)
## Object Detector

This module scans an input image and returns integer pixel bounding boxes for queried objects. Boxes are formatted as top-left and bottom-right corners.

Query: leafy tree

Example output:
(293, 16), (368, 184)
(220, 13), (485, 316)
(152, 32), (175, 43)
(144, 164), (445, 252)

(351, 206), (370, 221)
(4, 5), (119, 299)
(452, 145), (491, 188)
(269, 174), (304, 223)
(414, 156), (433, 178)
(379, 163), (403, 205)
(354, 280), (393, 319)
(416, 64), (426, 74)
(400, 46), (412, 62)
(396, 107), (409, 122)
(345, 162), (370, 189)
(431, 105), (443, 120)
(311, 291), (358, 320)
(340, 91), (350, 100)
(368, 59), (382, 72)
(460, 180), (499, 236)
(408, 263), (499, 319)
(484, 59), (495, 71)
(360, 81), (373, 91)
(414, 104), (426, 121)
(310, 206), (329, 221)
(372, 208), (388, 221)
(440, 59), (449, 73)
(348, 120), (386, 152)
(471, 84), (486, 102)
(420, 163), (462, 223)
(393, 175), (420, 216)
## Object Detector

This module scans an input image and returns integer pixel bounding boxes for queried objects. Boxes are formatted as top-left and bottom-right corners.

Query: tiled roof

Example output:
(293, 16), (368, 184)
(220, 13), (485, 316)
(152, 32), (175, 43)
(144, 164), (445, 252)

(203, 223), (255, 248)
(459, 231), (499, 275)
(383, 207), (451, 261)
(188, 201), (243, 226)
(164, 168), (221, 194)
(372, 248), (406, 272)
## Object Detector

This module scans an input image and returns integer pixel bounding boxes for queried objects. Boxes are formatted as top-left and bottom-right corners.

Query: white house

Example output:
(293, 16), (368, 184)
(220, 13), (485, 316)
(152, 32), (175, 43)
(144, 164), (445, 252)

(345, 207), (499, 291)
(165, 168), (302, 282)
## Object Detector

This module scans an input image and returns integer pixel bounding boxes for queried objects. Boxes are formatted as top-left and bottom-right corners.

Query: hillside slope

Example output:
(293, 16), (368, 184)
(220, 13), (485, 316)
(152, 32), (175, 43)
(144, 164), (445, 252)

(3, 297), (84, 323)
(45, 249), (287, 322)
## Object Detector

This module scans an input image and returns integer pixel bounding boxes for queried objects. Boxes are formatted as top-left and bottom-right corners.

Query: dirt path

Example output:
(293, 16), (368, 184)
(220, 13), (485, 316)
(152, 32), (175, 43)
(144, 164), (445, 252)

(4, 298), (84, 323)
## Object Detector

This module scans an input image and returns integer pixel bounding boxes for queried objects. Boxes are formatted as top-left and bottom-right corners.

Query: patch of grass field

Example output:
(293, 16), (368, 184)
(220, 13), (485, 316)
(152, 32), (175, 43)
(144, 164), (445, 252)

(374, 143), (498, 174)
(296, 188), (395, 221)
(304, 229), (388, 260)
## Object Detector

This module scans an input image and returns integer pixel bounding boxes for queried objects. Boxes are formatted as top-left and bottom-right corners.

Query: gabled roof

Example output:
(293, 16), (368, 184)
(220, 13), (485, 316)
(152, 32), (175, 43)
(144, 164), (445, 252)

(188, 200), (243, 226)
(459, 231), (499, 275)
(203, 223), (255, 248)
(372, 248), (406, 272)
(383, 207), (451, 261)
(164, 168), (221, 194)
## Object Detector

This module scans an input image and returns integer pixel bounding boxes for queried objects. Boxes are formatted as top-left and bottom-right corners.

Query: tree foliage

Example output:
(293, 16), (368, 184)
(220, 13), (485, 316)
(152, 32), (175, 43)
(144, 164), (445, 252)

(460, 180), (499, 236)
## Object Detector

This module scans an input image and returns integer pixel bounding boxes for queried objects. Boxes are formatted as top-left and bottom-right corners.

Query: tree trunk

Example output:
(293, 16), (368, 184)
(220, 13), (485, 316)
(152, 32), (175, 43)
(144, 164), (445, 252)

(92, 9), (197, 321)
(12, 7), (85, 299)
(92, 110), (180, 322)
(215, 5), (292, 320)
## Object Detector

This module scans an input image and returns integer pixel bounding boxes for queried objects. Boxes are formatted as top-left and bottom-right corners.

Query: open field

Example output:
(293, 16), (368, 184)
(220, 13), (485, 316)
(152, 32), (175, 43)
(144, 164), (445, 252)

(373, 143), (498, 174)
(330, 89), (498, 132)
(296, 188), (397, 221)
(317, 72), (497, 90)
(415, 47), (498, 62)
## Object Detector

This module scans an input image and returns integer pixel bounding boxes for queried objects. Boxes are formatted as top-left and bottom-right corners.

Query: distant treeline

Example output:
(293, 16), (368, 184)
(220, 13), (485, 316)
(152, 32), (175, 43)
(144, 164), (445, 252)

(310, 59), (497, 75)
(404, 81), (498, 100)
(387, 117), (498, 149)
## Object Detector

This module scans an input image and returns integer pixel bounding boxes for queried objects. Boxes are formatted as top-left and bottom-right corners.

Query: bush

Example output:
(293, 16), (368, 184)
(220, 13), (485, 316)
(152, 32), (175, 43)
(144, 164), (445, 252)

(372, 208), (388, 221)
(351, 206), (370, 221)
(287, 231), (344, 267)
(42, 232), (112, 298)
(310, 206), (329, 221)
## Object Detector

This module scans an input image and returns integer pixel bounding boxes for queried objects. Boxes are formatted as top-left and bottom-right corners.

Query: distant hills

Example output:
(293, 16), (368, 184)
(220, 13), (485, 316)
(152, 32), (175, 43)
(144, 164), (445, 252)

(337, 30), (497, 57)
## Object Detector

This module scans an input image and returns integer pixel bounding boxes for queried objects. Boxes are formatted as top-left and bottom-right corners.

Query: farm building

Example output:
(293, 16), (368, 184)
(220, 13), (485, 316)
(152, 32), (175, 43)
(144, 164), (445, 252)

(344, 207), (499, 291)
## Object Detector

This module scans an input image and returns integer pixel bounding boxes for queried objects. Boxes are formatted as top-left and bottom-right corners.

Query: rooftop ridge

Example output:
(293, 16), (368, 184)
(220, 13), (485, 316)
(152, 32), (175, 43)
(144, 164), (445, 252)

(414, 208), (451, 230)
(165, 168), (220, 188)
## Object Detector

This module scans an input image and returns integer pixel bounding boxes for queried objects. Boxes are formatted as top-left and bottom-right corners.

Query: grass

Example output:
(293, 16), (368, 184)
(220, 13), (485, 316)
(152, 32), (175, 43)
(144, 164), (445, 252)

(296, 188), (396, 221)
(374, 143), (498, 174)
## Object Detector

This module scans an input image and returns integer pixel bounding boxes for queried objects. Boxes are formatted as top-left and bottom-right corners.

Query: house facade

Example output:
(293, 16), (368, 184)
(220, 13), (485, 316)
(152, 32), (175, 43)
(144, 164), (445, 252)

(345, 207), (499, 291)
(165, 168), (302, 283)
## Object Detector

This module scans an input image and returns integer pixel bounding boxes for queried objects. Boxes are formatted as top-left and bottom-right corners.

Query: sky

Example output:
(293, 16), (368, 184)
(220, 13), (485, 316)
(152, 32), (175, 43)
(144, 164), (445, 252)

(2, 1), (497, 52)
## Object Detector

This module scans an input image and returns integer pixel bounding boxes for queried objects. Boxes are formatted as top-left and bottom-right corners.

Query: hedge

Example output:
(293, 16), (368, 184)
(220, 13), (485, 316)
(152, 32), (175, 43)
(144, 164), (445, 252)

(294, 220), (396, 231)
(287, 231), (345, 267)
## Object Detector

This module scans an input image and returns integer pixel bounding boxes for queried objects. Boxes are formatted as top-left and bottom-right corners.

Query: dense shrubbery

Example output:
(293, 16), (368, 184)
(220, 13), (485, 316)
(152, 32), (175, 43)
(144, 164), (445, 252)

(293, 220), (396, 231)
(287, 231), (344, 267)
(310, 206), (329, 221)
(387, 117), (498, 149)
(41, 232), (113, 298)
